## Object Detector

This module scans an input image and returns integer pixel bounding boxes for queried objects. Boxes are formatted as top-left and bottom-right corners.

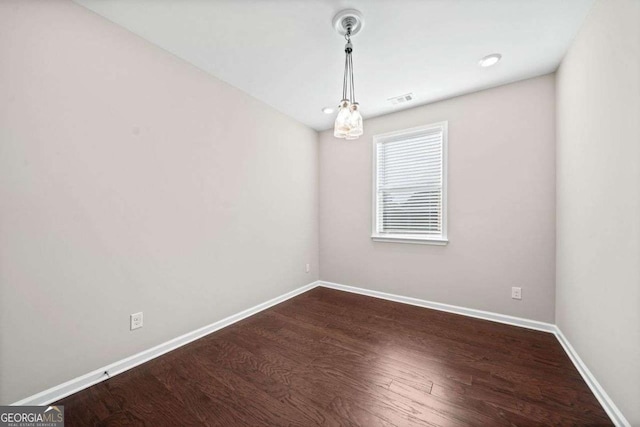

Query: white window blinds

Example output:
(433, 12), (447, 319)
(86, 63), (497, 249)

(373, 122), (448, 244)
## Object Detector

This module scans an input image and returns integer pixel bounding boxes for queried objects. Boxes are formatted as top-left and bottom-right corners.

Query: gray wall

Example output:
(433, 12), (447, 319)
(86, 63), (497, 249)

(556, 0), (640, 424)
(0, 0), (319, 404)
(319, 75), (557, 323)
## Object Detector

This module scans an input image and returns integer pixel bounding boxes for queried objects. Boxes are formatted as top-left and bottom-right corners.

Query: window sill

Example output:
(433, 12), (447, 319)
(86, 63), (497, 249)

(371, 234), (449, 246)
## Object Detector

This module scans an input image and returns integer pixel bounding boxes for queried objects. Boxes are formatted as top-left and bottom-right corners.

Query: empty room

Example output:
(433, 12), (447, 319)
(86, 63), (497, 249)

(1, 0), (639, 426)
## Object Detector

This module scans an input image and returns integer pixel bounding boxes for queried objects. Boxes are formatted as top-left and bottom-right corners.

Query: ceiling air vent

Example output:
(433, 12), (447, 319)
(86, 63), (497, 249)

(387, 93), (415, 106)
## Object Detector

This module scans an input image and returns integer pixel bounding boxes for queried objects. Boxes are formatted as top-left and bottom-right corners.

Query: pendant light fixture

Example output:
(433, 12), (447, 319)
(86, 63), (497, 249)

(332, 10), (365, 139)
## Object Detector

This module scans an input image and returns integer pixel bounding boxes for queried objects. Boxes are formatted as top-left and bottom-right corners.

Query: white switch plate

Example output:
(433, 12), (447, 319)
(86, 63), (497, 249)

(305, 263), (310, 273)
(130, 312), (143, 330)
(511, 287), (522, 300)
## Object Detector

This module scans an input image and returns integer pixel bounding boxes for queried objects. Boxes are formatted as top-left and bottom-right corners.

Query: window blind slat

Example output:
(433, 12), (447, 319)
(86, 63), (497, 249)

(379, 140), (442, 153)
(380, 180), (441, 190)
(379, 202), (442, 208)
(379, 160), (442, 175)
(379, 147), (443, 161)
(380, 133), (443, 147)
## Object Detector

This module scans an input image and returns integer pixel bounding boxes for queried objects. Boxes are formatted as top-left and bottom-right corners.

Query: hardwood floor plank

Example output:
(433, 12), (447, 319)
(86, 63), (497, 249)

(96, 411), (146, 427)
(146, 357), (242, 427)
(102, 369), (203, 427)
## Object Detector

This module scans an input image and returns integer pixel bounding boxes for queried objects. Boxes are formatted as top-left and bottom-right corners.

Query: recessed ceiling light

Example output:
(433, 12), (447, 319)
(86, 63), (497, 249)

(479, 53), (502, 67)
(322, 107), (334, 114)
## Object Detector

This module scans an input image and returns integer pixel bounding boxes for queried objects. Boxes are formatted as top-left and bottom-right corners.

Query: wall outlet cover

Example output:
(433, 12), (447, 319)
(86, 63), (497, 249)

(130, 312), (143, 330)
(511, 287), (522, 300)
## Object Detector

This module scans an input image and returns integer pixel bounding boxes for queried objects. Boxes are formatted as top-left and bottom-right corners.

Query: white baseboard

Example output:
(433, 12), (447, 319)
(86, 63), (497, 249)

(13, 279), (629, 426)
(554, 328), (630, 427)
(12, 281), (319, 406)
(318, 281), (556, 333)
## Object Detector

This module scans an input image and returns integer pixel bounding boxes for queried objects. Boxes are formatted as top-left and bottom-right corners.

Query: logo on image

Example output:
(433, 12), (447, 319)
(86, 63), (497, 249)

(0, 405), (64, 427)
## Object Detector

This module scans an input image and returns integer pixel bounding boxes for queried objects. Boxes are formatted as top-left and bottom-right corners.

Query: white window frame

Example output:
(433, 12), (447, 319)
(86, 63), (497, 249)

(372, 121), (448, 245)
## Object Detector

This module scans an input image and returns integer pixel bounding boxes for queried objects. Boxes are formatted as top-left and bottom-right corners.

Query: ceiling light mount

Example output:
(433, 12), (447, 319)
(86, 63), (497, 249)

(332, 9), (364, 37)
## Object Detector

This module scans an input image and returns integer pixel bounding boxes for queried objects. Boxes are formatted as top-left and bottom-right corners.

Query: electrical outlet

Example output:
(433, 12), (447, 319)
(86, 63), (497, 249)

(305, 263), (310, 273)
(130, 312), (143, 330)
(511, 287), (522, 300)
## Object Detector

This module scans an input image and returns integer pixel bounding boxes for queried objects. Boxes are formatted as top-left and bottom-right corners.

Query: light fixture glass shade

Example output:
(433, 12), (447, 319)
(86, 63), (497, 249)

(347, 103), (363, 138)
(334, 99), (351, 138)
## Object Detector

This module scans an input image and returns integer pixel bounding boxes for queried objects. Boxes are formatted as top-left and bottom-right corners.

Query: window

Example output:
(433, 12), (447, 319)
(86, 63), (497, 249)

(372, 122), (448, 244)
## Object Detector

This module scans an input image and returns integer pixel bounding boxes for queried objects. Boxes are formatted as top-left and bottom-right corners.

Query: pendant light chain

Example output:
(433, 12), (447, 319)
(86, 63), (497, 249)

(349, 49), (356, 104)
(343, 28), (352, 103)
(343, 50), (349, 101)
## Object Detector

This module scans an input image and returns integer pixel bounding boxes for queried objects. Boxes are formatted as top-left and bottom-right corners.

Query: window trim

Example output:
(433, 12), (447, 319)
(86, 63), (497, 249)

(371, 121), (448, 245)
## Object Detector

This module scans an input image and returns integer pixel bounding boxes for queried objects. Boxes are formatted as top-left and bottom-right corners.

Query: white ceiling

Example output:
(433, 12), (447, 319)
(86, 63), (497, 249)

(74, 0), (594, 131)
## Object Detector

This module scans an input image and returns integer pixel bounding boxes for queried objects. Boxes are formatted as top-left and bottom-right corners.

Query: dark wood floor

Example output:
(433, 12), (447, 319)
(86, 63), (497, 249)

(57, 287), (612, 426)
